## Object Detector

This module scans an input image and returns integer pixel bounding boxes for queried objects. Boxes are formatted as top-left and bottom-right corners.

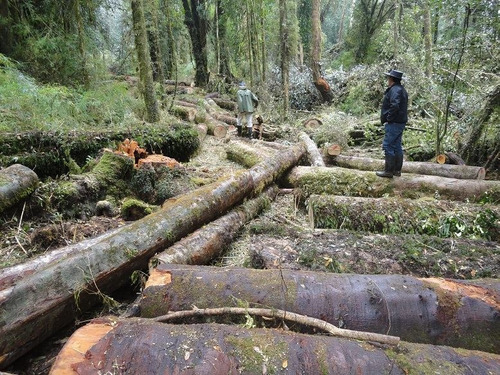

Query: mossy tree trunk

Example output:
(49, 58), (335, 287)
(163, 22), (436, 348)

(131, 0), (160, 123)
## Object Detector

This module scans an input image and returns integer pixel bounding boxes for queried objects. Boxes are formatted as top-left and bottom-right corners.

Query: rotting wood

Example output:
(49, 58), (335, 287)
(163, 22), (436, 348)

(0, 142), (306, 369)
(0, 164), (39, 214)
(298, 131), (325, 166)
(152, 186), (279, 266)
(50, 317), (500, 375)
(284, 165), (500, 202)
(154, 306), (400, 345)
(139, 264), (500, 352)
(330, 154), (486, 180)
(307, 194), (500, 241)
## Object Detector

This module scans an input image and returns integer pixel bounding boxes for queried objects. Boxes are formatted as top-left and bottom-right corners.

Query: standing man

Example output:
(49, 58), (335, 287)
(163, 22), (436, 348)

(236, 82), (259, 139)
(376, 69), (408, 178)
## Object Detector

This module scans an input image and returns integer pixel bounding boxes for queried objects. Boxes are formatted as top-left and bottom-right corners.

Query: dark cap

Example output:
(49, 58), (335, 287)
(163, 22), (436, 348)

(384, 70), (404, 80)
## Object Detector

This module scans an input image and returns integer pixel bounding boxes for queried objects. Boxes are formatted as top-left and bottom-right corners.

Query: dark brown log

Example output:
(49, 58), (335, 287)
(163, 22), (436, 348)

(331, 155), (486, 180)
(211, 97), (237, 112)
(307, 194), (500, 241)
(152, 186), (279, 266)
(285, 166), (500, 202)
(165, 79), (192, 86)
(50, 317), (500, 375)
(446, 151), (467, 165)
(0, 164), (39, 213)
(164, 85), (194, 94)
(139, 264), (500, 352)
(298, 131), (325, 166)
(212, 112), (238, 125)
(0, 143), (306, 369)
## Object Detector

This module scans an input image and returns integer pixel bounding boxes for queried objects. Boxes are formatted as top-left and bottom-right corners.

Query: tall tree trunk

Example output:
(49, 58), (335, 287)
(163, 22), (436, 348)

(161, 0), (176, 80)
(259, 0), (266, 81)
(131, 0), (160, 123)
(182, 0), (209, 87)
(0, 0), (12, 54)
(148, 3), (166, 85)
(423, 0), (433, 77)
(280, 0), (289, 119)
(311, 0), (321, 83)
(392, 0), (400, 58)
(74, 0), (89, 87)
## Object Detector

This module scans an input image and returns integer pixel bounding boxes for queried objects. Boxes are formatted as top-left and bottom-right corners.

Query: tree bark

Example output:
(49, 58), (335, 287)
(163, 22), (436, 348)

(307, 194), (499, 241)
(153, 186), (279, 266)
(131, 0), (160, 123)
(211, 97), (237, 112)
(298, 131), (325, 166)
(331, 155), (486, 179)
(0, 164), (39, 214)
(139, 264), (500, 352)
(285, 166), (500, 202)
(0, 143), (305, 369)
(225, 140), (275, 168)
(50, 317), (500, 375)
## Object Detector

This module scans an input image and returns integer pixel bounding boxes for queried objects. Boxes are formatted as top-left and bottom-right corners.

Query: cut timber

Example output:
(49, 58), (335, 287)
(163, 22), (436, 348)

(50, 317), (500, 375)
(446, 151), (466, 165)
(137, 154), (181, 169)
(326, 144), (342, 156)
(285, 166), (500, 202)
(152, 186), (279, 266)
(302, 117), (323, 129)
(139, 264), (500, 352)
(211, 112), (238, 126)
(211, 97), (237, 112)
(307, 195), (499, 241)
(0, 164), (39, 213)
(436, 154), (447, 164)
(205, 115), (228, 138)
(164, 85), (194, 94)
(0, 142), (306, 369)
(298, 131), (325, 166)
(225, 140), (275, 168)
(331, 155), (486, 180)
(196, 123), (208, 141)
(169, 105), (197, 122)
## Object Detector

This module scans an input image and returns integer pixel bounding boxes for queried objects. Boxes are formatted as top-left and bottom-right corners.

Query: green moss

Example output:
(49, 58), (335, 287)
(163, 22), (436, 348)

(120, 198), (157, 221)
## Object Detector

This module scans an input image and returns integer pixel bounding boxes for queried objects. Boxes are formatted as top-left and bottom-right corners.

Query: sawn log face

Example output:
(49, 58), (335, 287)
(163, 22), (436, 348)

(139, 265), (500, 353)
(49, 317), (500, 375)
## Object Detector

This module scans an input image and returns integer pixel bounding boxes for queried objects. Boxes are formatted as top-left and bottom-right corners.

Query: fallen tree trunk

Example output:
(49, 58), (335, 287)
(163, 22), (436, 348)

(330, 155), (486, 180)
(225, 140), (276, 168)
(50, 317), (500, 375)
(139, 264), (500, 352)
(0, 143), (306, 369)
(298, 131), (325, 166)
(205, 115), (229, 138)
(169, 105), (197, 122)
(152, 186), (279, 266)
(307, 195), (499, 241)
(0, 164), (39, 214)
(285, 166), (500, 202)
(211, 97), (237, 112)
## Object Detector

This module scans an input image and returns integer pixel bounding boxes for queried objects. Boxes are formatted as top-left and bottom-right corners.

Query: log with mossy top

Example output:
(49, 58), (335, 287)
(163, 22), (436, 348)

(139, 264), (500, 353)
(50, 317), (500, 375)
(307, 194), (499, 241)
(225, 140), (276, 168)
(0, 164), (39, 214)
(0, 142), (306, 369)
(285, 165), (500, 202)
(330, 154), (486, 180)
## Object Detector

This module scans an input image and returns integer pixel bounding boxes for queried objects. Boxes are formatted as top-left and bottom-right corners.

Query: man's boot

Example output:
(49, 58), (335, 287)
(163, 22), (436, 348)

(247, 127), (253, 139)
(393, 154), (403, 177)
(237, 126), (242, 137)
(376, 155), (395, 178)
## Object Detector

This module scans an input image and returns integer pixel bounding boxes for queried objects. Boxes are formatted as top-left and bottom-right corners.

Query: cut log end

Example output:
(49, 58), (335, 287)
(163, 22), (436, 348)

(436, 154), (447, 164)
(327, 144), (342, 156)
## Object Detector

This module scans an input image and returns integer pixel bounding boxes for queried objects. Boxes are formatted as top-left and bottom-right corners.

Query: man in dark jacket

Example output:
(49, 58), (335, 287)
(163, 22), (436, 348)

(376, 69), (408, 178)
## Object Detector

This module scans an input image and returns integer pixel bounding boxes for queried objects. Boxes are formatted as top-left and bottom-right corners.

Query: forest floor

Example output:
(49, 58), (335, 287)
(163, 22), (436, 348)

(3, 126), (499, 374)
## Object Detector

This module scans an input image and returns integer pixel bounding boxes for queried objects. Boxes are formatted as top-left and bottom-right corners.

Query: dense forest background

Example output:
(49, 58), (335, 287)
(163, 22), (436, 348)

(0, 0), (498, 169)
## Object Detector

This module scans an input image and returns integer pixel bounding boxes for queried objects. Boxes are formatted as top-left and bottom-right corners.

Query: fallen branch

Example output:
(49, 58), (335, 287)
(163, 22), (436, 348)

(153, 306), (400, 346)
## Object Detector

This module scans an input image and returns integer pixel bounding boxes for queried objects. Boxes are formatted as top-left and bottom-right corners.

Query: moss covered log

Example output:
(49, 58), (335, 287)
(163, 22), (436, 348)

(285, 166), (500, 202)
(225, 140), (275, 168)
(0, 125), (200, 179)
(307, 195), (499, 241)
(0, 164), (39, 214)
(139, 264), (500, 353)
(50, 317), (500, 374)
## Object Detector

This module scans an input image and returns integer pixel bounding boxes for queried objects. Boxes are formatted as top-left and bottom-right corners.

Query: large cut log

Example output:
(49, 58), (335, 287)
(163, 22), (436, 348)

(307, 195), (500, 241)
(225, 140), (276, 168)
(285, 165), (500, 202)
(298, 131), (325, 166)
(139, 264), (500, 352)
(152, 185), (279, 266)
(0, 164), (39, 214)
(0, 143), (306, 369)
(211, 97), (237, 112)
(50, 317), (500, 375)
(204, 115), (229, 138)
(331, 155), (486, 180)
(169, 105), (197, 122)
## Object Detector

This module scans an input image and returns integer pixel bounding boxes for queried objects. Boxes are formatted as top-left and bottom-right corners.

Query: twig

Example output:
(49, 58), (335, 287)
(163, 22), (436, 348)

(15, 202), (28, 254)
(153, 306), (400, 346)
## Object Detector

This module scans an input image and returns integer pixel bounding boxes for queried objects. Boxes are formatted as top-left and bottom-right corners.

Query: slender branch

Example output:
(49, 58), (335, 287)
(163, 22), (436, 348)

(153, 306), (400, 346)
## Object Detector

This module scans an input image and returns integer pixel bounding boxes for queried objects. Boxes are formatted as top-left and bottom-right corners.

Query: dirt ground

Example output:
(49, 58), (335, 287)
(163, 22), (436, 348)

(1, 133), (499, 374)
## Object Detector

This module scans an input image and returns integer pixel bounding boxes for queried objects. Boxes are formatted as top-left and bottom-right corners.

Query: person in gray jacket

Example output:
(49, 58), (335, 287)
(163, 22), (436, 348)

(236, 82), (259, 138)
(376, 69), (408, 178)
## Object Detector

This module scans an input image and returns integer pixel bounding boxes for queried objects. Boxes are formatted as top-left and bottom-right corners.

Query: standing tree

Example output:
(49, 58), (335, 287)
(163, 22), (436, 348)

(182, 0), (209, 87)
(279, 0), (290, 118)
(131, 0), (160, 123)
(423, 0), (433, 77)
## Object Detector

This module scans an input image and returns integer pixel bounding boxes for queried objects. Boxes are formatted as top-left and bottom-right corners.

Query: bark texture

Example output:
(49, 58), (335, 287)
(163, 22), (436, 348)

(50, 317), (500, 375)
(285, 166), (500, 202)
(298, 131), (325, 166)
(0, 164), (39, 213)
(0, 143), (306, 369)
(331, 155), (486, 180)
(139, 264), (500, 352)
